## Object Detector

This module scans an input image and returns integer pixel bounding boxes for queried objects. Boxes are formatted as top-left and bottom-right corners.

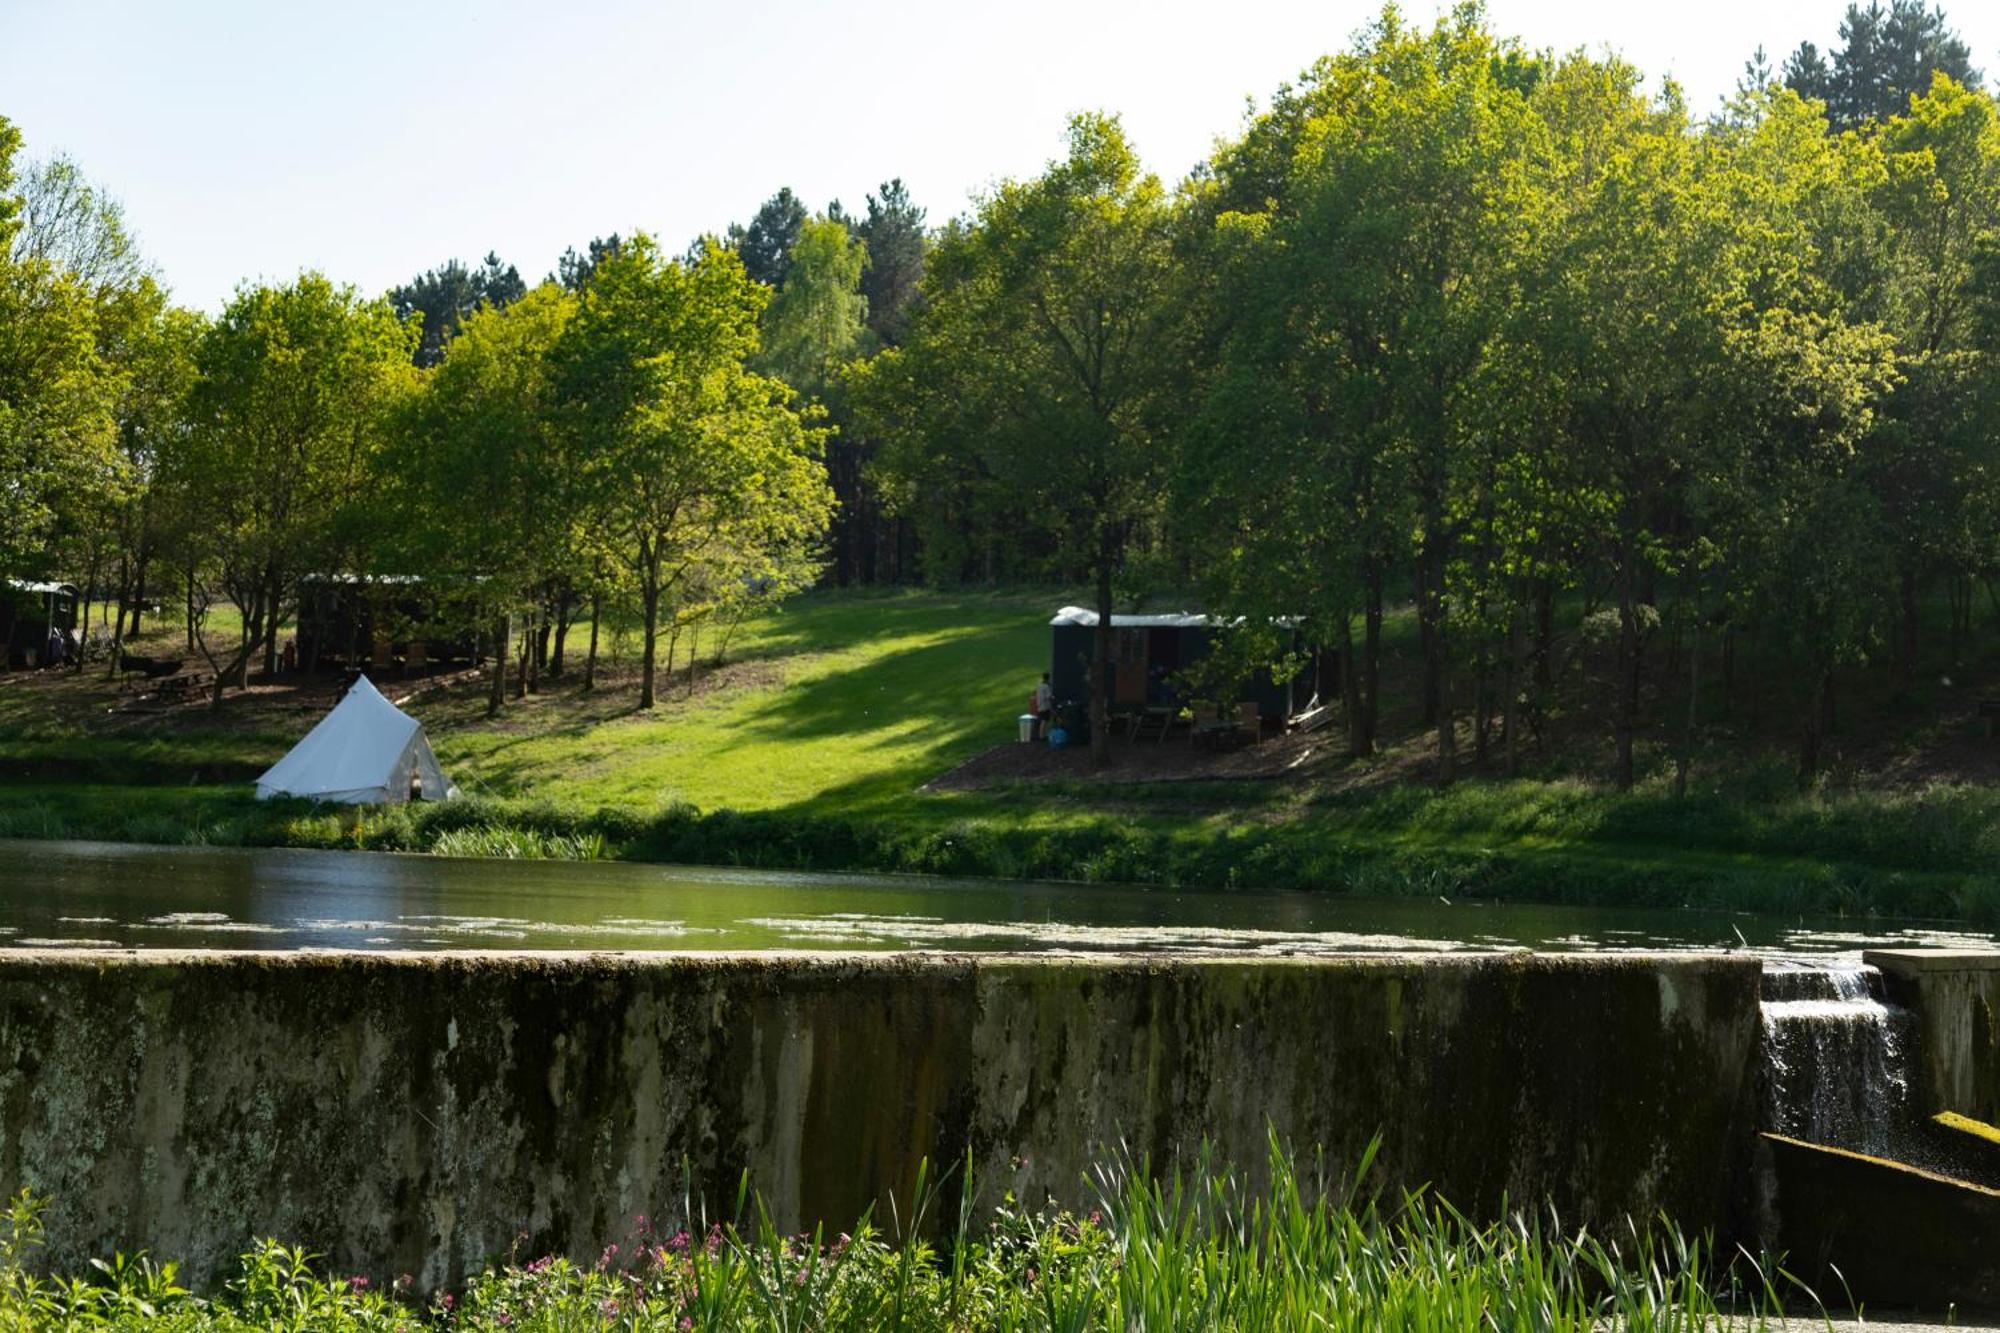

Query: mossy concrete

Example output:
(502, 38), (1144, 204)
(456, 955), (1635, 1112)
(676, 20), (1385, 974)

(1757, 1132), (2000, 1309)
(1867, 949), (2000, 1122)
(0, 949), (1761, 1289)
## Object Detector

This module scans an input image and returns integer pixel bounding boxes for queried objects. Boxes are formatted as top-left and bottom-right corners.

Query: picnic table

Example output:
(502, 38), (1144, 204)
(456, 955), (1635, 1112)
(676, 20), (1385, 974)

(147, 672), (211, 705)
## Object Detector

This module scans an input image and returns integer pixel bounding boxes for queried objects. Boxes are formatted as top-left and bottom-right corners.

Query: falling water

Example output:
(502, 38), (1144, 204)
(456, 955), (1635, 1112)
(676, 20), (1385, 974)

(1759, 961), (1914, 1156)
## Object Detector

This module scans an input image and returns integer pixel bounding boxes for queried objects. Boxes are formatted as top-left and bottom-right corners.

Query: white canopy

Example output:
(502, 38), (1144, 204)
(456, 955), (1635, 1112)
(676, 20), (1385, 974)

(255, 676), (457, 804)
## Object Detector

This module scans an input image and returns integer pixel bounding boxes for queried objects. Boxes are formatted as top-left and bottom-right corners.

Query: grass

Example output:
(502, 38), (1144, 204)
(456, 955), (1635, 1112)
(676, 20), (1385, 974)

(427, 589), (1048, 812)
(0, 1139), (1828, 1330)
(7, 586), (2000, 922)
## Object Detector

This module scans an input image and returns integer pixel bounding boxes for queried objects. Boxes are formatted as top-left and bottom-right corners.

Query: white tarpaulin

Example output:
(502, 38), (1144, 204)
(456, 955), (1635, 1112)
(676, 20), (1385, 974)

(255, 675), (457, 804)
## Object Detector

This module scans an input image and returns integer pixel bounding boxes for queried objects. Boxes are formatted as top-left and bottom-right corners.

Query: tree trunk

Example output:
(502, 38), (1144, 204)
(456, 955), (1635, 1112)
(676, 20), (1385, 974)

(1340, 616), (1365, 760)
(130, 554), (147, 640)
(550, 585), (573, 679)
(185, 568), (197, 653)
(638, 576), (660, 710)
(584, 592), (601, 691)
(515, 616), (532, 698)
(1675, 612), (1700, 798)
(1436, 646), (1457, 785)
(106, 556), (130, 679)
(1416, 562), (1439, 727)
(487, 612), (509, 717)
(1613, 571), (1640, 791)
(1719, 629), (1736, 717)
(1533, 578), (1554, 694)
(233, 589), (263, 691)
(261, 563), (281, 679)
(1472, 659), (1490, 767)
(1503, 606), (1522, 778)
(1090, 549), (1113, 769)
(525, 601), (542, 695)
(1899, 566), (1919, 684)
(1799, 673), (1832, 785)
(1361, 561), (1383, 755)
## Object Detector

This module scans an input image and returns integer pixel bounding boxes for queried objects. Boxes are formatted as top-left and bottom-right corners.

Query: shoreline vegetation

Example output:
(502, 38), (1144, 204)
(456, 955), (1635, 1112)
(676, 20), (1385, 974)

(3, 780), (1999, 925)
(0, 1142), (1825, 1330)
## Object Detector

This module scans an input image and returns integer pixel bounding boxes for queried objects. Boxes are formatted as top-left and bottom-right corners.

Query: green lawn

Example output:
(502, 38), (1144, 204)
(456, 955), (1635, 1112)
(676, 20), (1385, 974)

(430, 589), (1049, 814)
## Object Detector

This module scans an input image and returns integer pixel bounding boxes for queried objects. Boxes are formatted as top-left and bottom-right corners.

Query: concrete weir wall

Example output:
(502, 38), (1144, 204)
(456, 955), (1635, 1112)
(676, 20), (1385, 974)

(0, 950), (1763, 1288)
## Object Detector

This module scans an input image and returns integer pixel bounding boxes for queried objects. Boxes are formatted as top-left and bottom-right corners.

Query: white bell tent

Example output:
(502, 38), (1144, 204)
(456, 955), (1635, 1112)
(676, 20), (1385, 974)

(255, 676), (457, 804)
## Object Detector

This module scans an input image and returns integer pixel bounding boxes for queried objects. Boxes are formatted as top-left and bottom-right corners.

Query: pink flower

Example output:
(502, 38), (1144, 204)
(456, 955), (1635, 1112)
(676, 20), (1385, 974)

(347, 1274), (370, 1290)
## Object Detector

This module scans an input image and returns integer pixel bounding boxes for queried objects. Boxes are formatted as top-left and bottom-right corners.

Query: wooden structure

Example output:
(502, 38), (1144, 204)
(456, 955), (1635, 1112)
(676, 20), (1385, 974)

(1047, 606), (1311, 740)
(295, 576), (485, 675)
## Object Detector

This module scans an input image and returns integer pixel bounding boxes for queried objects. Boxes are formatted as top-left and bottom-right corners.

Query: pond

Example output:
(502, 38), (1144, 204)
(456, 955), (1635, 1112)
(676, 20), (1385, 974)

(1, 839), (1992, 959)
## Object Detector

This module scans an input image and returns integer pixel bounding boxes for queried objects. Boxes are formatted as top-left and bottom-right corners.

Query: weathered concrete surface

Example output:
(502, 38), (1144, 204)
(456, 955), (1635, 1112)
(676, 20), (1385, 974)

(1868, 949), (2000, 1121)
(1757, 1133), (2000, 1310)
(0, 949), (1762, 1289)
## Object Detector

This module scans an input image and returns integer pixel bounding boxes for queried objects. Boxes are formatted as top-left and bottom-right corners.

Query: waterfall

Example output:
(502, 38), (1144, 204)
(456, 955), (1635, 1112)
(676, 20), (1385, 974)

(1759, 961), (1913, 1157)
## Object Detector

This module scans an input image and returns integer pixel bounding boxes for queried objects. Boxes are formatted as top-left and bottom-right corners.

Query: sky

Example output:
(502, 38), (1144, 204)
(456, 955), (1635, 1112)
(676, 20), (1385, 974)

(3, 0), (1997, 313)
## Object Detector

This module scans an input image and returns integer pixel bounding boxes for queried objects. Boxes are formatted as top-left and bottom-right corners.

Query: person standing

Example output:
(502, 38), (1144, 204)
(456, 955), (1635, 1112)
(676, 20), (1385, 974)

(1033, 671), (1054, 740)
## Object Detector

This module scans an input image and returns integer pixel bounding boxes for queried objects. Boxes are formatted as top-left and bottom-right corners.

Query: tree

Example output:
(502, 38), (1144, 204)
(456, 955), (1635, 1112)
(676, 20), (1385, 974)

(1857, 77), (2000, 681)
(389, 252), (525, 367)
(856, 180), (927, 346)
(1187, 9), (1547, 776)
(730, 188), (807, 288)
(392, 283), (578, 713)
(102, 292), (204, 666)
(757, 215), (869, 389)
(0, 121), (120, 585)
(554, 234), (624, 293)
(8, 154), (150, 293)
(553, 235), (832, 709)
(176, 275), (415, 699)
(863, 114), (1178, 763)
(1782, 1), (1982, 128)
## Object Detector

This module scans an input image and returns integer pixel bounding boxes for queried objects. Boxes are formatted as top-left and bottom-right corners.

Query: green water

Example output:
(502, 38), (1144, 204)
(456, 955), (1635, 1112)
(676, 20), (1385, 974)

(1, 839), (1990, 957)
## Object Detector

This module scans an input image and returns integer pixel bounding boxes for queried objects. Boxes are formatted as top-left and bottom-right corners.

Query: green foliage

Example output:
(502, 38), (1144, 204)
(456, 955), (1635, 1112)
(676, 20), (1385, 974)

(553, 233), (834, 709)
(0, 1141), (1818, 1330)
(388, 251), (527, 367)
(1780, 0), (1982, 129)
(171, 273), (417, 690)
(757, 215), (869, 394)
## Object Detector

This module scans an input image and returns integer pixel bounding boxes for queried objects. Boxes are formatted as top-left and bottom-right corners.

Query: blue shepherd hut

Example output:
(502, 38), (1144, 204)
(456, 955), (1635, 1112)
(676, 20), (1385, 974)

(1047, 606), (1311, 731)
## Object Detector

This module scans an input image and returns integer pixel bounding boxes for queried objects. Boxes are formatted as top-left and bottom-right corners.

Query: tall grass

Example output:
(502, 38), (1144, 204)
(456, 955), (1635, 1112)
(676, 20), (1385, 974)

(0, 1139), (1826, 1330)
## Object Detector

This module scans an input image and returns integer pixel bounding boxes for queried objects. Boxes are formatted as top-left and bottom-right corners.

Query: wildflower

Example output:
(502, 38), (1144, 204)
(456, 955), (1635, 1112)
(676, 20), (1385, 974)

(680, 1319), (693, 1331)
(598, 1242), (620, 1271)
(347, 1274), (371, 1291)
(666, 1229), (690, 1253)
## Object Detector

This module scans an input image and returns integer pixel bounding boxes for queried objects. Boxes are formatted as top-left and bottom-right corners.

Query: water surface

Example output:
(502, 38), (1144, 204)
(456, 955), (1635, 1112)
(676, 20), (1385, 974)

(2, 839), (1992, 958)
